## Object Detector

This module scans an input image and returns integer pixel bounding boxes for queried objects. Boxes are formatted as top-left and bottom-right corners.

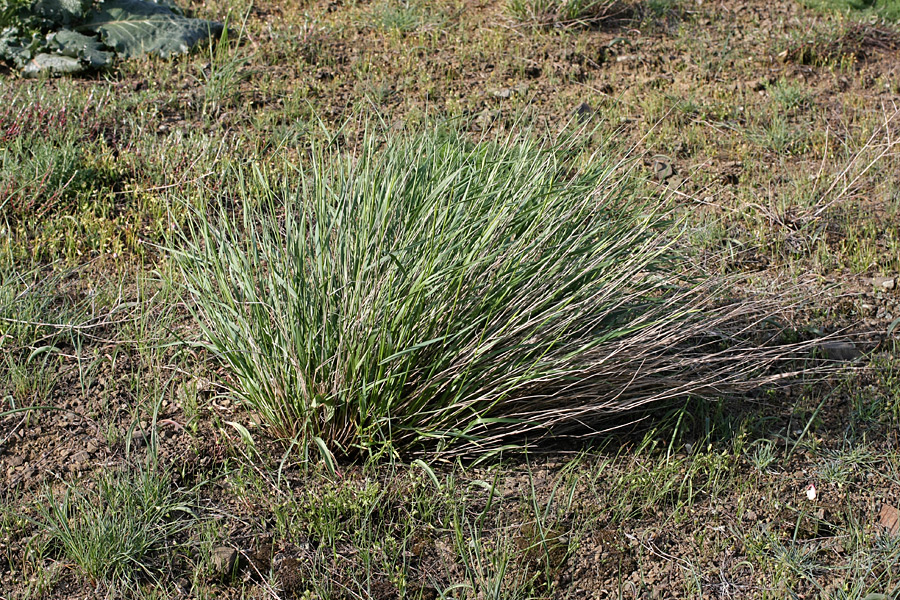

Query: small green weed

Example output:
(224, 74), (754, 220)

(767, 79), (812, 113)
(746, 439), (779, 473)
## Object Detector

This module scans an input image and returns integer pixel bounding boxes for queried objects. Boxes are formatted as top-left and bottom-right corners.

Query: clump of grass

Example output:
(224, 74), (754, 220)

(175, 128), (821, 458)
(0, 263), (82, 356)
(767, 79), (812, 113)
(29, 467), (192, 586)
(366, 0), (440, 33)
(506, 0), (634, 27)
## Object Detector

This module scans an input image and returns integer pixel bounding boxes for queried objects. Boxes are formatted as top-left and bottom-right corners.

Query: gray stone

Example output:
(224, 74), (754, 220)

(867, 276), (896, 290)
(651, 155), (675, 182)
(819, 341), (860, 361)
(22, 467), (37, 485)
(475, 109), (499, 130)
(211, 546), (238, 577)
(131, 431), (146, 448)
(574, 102), (594, 121)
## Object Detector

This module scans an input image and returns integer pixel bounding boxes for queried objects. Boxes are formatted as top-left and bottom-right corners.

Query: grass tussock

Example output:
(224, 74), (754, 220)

(506, 0), (635, 28)
(29, 468), (191, 586)
(176, 130), (821, 458)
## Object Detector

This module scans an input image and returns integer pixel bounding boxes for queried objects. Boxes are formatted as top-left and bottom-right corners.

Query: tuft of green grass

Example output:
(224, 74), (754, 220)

(506, 0), (635, 27)
(29, 467), (193, 586)
(175, 127), (825, 458)
(366, 0), (439, 33)
(767, 79), (813, 113)
(200, 10), (252, 120)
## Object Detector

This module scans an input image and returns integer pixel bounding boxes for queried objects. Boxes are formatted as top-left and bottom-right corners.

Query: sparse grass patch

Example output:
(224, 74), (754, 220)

(0, 262), (93, 359)
(0, 101), (126, 259)
(781, 20), (900, 66)
(29, 466), (195, 587)
(227, 456), (579, 598)
(849, 353), (900, 426)
(0, 86), (143, 263)
(799, 0), (900, 22)
(199, 11), (253, 120)
(507, 0), (635, 28)
(364, 0), (447, 34)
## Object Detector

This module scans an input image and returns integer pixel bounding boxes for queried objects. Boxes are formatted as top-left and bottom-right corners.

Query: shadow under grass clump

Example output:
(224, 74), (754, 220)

(175, 127), (830, 460)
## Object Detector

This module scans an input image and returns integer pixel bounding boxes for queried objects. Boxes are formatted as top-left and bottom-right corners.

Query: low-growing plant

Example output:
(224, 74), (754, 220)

(746, 439), (778, 473)
(506, 0), (634, 28)
(767, 79), (812, 113)
(30, 466), (193, 586)
(175, 127), (826, 458)
(366, 0), (439, 34)
(0, 0), (224, 75)
(799, 0), (900, 22)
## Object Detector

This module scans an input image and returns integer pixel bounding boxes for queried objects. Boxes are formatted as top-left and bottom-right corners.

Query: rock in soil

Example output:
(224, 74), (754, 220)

(819, 341), (860, 361)
(211, 546), (239, 577)
(651, 155), (675, 182)
(880, 504), (900, 536)
(872, 276), (897, 291)
(574, 102), (594, 121)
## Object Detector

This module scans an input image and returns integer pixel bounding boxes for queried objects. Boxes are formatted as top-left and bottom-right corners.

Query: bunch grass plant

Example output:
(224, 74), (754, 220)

(30, 467), (191, 586)
(175, 128), (820, 458)
(506, 0), (633, 28)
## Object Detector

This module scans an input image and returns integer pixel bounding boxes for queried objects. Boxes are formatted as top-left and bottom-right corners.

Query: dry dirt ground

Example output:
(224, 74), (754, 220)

(2, 0), (900, 598)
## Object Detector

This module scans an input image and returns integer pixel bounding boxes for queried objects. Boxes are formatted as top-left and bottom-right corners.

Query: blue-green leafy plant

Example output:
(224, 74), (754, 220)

(0, 0), (223, 76)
